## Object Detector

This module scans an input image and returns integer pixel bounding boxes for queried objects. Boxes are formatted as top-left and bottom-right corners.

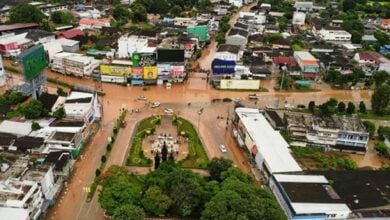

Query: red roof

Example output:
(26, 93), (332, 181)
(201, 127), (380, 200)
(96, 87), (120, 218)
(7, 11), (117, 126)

(272, 56), (297, 66)
(358, 51), (385, 63)
(57, 28), (85, 39)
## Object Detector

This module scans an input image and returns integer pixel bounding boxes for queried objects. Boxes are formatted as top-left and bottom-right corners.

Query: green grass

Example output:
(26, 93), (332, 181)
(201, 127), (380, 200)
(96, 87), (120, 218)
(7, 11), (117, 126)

(127, 116), (161, 167)
(292, 44), (303, 51)
(357, 111), (390, 121)
(291, 146), (358, 170)
(173, 116), (209, 169)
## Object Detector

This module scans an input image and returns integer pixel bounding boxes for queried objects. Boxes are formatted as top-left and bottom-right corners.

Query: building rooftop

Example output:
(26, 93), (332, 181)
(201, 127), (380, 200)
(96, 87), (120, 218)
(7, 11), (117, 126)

(235, 108), (302, 173)
(273, 174), (351, 216)
(49, 120), (85, 127)
(228, 28), (249, 37)
(50, 131), (76, 142)
(13, 136), (44, 150)
(0, 23), (39, 32)
(156, 49), (185, 63)
(0, 207), (29, 220)
(294, 51), (317, 61)
(0, 120), (32, 137)
(38, 93), (59, 112)
(265, 110), (284, 128)
(25, 29), (54, 41)
(217, 44), (241, 54)
(310, 170), (390, 211)
(312, 115), (367, 132)
(0, 132), (16, 146)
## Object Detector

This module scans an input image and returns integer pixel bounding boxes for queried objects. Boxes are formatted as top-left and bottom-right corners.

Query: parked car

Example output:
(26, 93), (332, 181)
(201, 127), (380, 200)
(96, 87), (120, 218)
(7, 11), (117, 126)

(151, 102), (161, 108)
(164, 108), (174, 115)
(137, 96), (147, 101)
(248, 94), (259, 100)
(219, 144), (227, 153)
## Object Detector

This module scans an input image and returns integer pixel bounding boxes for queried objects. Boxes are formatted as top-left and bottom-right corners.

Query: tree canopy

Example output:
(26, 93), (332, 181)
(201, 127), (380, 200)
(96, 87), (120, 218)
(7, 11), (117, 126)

(51, 11), (75, 25)
(207, 157), (233, 181)
(371, 84), (390, 115)
(10, 4), (45, 24)
(99, 162), (286, 219)
(112, 204), (145, 220)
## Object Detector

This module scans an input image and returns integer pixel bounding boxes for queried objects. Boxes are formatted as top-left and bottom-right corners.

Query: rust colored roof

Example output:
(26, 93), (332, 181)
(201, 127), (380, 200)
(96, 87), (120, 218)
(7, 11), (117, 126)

(272, 56), (297, 66)
(0, 23), (39, 32)
(382, 19), (390, 25)
(57, 28), (85, 39)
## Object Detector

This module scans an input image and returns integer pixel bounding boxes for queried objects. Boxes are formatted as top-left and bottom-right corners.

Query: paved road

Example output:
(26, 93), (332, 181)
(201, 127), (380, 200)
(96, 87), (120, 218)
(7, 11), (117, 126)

(38, 4), (377, 220)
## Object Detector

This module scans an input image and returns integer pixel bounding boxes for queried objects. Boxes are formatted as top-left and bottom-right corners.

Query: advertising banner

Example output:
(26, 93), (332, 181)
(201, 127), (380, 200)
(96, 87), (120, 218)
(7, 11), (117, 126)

(100, 65), (131, 76)
(132, 67), (144, 76)
(157, 64), (171, 76)
(220, 79), (260, 90)
(171, 65), (185, 77)
(132, 53), (156, 67)
(212, 59), (236, 75)
(143, 66), (157, 79)
(20, 45), (48, 80)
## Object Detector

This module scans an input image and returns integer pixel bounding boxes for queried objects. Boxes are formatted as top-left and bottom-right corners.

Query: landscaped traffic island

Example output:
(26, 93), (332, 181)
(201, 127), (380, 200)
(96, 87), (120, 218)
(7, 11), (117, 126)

(126, 115), (209, 169)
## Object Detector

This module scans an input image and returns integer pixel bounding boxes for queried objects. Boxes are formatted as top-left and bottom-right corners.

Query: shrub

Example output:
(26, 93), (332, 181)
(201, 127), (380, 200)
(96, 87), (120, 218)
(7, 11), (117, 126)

(375, 142), (388, 155)
(31, 121), (41, 131)
(107, 144), (112, 151)
(95, 168), (101, 177)
(101, 155), (107, 163)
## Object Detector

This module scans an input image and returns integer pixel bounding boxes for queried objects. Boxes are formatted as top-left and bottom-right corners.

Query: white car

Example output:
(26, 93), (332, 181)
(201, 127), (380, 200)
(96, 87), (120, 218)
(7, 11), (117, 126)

(164, 108), (174, 115)
(137, 96), (147, 101)
(151, 102), (161, 108)
(219, 144), (227, 153)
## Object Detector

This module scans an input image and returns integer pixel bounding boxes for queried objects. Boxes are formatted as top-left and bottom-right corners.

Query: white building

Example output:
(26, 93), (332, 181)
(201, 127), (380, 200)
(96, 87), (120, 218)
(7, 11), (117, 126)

(0, 179), (44, 220)
(232, 108), (302, 178)
(117, 35), (150, 58)
(318, 29), (352, 41)
(214, 44), (242, 61)
(269, 174), (351, 220)
(64, 91), (100, 123)
(51, 52), (101, 77)
(230, 0), (243, 8)
(43, 41), (63, 63)
(173, 17), (198, 27)
(292, 12), (306, 26)
(44, 131), (82, 153)
(0, 207), (29, 220)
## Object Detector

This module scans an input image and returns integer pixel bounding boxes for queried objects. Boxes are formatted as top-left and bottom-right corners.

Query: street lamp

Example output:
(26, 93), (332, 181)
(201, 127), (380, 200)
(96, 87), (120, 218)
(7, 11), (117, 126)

(197, 108), (204, 133)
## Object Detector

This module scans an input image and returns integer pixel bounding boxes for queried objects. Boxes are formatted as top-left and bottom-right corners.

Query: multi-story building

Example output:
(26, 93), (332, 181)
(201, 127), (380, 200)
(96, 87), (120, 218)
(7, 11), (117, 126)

(269, 174), (351, 220)
(51, 52), (101, 77)
(226, 28), (249, 49)
(117, 35), (151, 58)
(293, 51), (320, 73)
(318, 29), (352, 42)
(284, 112), (370, 152)
(232, 108), (302, 179)
(214, 44), (242, 61)
(63, 91), (100, 124)
(354, 51), (390, 75)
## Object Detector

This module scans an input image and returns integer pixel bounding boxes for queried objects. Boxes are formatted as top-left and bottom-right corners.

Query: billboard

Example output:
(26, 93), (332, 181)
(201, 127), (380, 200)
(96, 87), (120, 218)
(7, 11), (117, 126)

(171, 65), (185, 77)
(100, 65), (131, 76)
(143, 66), (157, 79)
(157, 64), (171, 76)
(220, 79), (260, 90)
(212, 59), (236, 75)
(132, 53), (156, 67)
(132, 67), (144, 76)
(20, 45), (48, 80)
